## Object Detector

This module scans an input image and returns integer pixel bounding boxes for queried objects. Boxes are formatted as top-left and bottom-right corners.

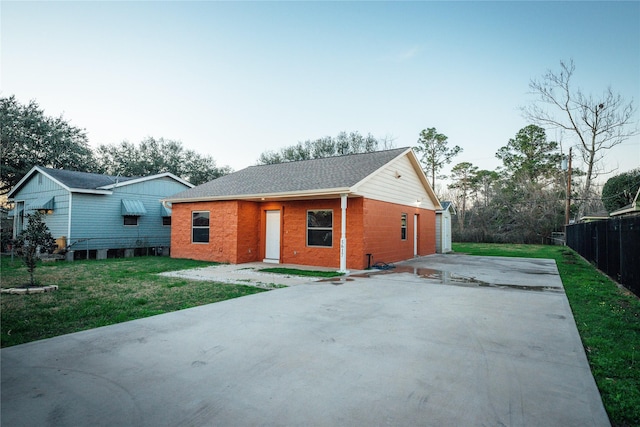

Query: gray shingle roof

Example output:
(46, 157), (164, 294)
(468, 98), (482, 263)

(42, 167), (137, 190)
(168, 147), (410, 201)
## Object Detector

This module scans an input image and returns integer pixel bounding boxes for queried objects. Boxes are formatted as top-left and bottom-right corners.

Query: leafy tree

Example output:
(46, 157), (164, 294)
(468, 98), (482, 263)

(473, 169), (500, 208)
(13, 211), (56, 287)
(414, 127), (462, 189)
(523, 60), (638, 214)
(257, 131), (383, 164)
(491, 125), (565, 242)
(488, 176), (564, 244)
(95, 137), (231, 185)
(452, 126), (567, 244)
(0, 95), (96, 194)
(449, 162), (478, 231)
(602, 168), (640, 213)
(495, 124), (562, 182)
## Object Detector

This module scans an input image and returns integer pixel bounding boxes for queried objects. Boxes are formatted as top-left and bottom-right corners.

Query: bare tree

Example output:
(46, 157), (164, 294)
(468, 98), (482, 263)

(523, 59), (638, 216)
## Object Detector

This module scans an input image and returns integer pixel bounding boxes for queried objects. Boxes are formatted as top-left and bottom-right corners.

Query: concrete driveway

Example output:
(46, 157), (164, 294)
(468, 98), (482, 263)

(1, 254), (609, 426)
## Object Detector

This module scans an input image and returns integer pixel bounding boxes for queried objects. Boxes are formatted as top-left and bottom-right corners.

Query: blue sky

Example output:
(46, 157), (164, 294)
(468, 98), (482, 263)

(2, 1), (639, 191)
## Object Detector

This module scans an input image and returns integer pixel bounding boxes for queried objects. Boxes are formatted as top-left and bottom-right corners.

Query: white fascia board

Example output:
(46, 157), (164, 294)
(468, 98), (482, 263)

(164, 187), (353, 203)
(7, 166), (102, 198)
(405, 149), (442, 210)
(350, 148), (412, 191)
(8, 166), (73, 198)
(351, 148), (442, 210)
(70, 188), (113, 195)
(98, 172), (194, 190)
(7, 166), (37, 198)
(610, 206), (639, 217)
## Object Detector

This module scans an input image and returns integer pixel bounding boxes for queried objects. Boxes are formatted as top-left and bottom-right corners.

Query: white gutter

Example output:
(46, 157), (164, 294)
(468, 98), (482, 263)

(164, 187), (353, 204)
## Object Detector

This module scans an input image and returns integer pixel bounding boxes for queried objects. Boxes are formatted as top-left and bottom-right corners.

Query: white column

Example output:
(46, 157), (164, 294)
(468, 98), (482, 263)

(339, 193), (348, 273)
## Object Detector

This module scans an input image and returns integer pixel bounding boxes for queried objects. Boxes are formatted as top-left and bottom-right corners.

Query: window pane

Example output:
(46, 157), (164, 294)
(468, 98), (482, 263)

(124, 216), (138, 226)
(193, 212), (209, 226)
(162, 217), (171, 226)
(192, 228), (209, 243)
(308, 211), (332, 228)
(308, 230), (332, 247)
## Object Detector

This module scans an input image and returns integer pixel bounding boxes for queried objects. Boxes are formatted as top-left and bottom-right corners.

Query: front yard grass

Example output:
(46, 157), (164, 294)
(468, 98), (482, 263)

(453, 242), (640, 427)
(1, 256), (266, 348)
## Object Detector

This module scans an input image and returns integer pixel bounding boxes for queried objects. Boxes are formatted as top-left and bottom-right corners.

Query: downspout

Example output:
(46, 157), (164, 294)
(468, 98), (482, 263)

(339, 193), (348, 273)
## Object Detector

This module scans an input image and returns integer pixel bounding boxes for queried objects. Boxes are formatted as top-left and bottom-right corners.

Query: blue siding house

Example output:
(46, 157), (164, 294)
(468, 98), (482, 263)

(7, 167), (193, 258)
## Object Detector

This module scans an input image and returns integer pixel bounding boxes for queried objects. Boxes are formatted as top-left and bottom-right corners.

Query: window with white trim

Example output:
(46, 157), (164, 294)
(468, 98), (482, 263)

(307, 210), (333, 247)
(192, 211), (210, 243)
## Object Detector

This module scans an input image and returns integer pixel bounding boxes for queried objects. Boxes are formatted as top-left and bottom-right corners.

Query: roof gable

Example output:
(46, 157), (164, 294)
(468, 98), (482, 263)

(8, 166), (193, 198)
(167, 148), (409, 201)
(166, 147), (440, 208)
(438, 201), (456, 214)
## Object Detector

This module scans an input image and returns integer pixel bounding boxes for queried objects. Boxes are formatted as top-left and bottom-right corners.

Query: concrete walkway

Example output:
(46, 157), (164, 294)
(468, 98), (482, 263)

(159, 262), (340, 288)
(1, 255), (609, 426)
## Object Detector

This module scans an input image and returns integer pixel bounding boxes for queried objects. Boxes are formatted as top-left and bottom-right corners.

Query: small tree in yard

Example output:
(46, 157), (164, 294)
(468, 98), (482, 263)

(13, 211), (56, 287)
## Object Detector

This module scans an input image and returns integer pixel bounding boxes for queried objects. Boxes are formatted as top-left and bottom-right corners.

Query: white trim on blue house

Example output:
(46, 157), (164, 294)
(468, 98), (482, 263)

(8, 167), (195, 199)
(98, 172), (193, 190)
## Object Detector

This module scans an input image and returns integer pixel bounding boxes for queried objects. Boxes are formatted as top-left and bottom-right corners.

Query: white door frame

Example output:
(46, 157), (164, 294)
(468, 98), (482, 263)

(264, 210), (281, 263)
(413, 214), (418, 257)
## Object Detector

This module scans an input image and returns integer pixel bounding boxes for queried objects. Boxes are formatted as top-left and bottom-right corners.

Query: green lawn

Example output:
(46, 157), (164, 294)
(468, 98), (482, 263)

(1, 256), (266, 348)
(258, 267), (343, 278)
(453, 242), (640, 427)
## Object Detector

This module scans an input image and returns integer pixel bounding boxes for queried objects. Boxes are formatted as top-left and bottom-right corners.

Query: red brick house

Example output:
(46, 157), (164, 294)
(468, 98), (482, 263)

(164, 147), (441, 271)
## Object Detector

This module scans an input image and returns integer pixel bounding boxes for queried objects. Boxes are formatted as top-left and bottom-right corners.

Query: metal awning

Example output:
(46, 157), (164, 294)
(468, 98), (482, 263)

(28, 196), (55, 210)
(121, 199), (147, 216)
(161, 205), (172, 217)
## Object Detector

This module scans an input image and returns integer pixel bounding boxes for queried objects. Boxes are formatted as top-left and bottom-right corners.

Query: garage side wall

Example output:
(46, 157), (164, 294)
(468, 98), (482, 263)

(363, 199), (435, 267)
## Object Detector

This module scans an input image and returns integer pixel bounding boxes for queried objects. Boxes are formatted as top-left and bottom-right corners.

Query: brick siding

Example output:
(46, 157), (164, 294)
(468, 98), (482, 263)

(171, 197), (435, 269)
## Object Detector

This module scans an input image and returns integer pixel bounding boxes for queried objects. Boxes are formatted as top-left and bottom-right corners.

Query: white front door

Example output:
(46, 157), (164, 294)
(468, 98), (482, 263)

(264, 210), (281, 263)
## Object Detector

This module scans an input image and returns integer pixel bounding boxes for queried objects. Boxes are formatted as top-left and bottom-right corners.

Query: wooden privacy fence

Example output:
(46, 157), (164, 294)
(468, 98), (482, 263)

(566, 215), (640, 297)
